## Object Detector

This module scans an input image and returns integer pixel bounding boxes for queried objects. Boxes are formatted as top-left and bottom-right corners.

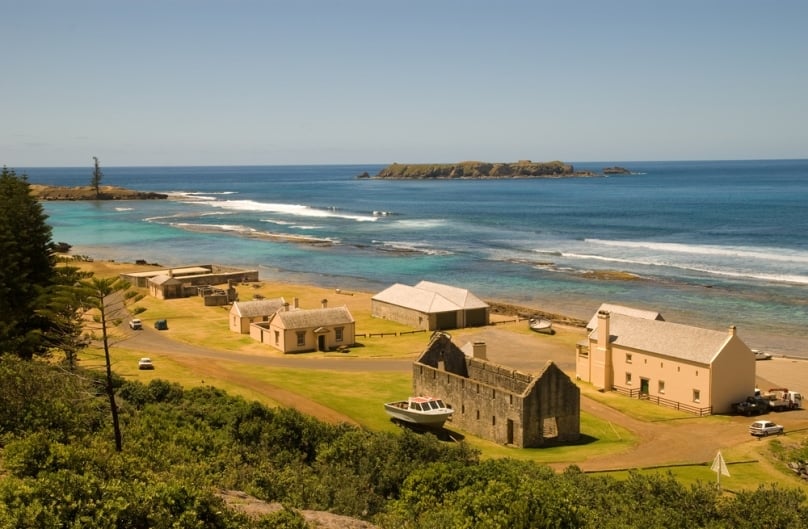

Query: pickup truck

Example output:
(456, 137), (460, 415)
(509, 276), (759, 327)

(761, 388), (802, 411)
(733, 396), (769, 416)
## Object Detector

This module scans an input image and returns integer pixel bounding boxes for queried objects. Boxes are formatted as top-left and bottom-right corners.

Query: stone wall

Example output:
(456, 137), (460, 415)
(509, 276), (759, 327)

(371, 301), (433, 330)
(412, 332), (580, 448)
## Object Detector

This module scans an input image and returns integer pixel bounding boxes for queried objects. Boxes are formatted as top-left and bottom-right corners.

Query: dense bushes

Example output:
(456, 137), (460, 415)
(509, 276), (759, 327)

(1, 359), (807, 528)
(0, 358), (106, 441)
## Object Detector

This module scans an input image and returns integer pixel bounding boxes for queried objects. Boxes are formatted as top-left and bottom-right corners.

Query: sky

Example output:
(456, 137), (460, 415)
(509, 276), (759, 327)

(3, 0), (807, 167)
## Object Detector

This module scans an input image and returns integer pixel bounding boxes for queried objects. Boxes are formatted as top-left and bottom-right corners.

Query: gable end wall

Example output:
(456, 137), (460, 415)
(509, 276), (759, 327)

(413, 360), (580, 448)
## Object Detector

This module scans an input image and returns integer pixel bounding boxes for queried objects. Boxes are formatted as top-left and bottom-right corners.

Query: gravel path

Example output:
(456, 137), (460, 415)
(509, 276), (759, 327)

(124, 323), (808, 471)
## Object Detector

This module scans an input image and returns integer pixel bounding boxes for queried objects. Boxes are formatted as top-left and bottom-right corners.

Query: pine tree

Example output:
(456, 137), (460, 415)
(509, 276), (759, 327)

(91, 156), (103, 198)
(0, 167), (57, 358)
(80, 276), (139, 451)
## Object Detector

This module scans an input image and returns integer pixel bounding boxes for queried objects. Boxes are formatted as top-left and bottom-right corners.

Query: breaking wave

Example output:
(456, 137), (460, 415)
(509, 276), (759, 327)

(198, 199), (378, 222)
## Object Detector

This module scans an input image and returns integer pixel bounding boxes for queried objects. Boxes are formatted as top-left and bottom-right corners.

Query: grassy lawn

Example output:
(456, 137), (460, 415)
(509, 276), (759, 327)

(74, 261), (807, 488)
(95, 344), (639, 466)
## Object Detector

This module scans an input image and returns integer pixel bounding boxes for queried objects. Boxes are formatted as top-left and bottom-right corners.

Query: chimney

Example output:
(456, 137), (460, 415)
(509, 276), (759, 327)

(593, 310), (614, 390)
(597, 310), (611, 350)
(728, 325), (736, 337)
(293, 297), (299, 309)
(283, 302), (290, 312)
(472, 341), (487, 360)
(321, 298), (328, 308)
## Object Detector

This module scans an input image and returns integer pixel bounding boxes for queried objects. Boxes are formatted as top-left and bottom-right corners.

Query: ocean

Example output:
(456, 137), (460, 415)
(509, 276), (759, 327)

(21, 159), (808, 357)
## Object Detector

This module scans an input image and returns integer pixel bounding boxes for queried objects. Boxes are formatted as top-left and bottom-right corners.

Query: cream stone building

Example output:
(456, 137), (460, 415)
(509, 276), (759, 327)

(371, 280), (489, 330)
(229, 298), (286, 334)
(576, 308), (755, 415)
(250, 303), (355, 354)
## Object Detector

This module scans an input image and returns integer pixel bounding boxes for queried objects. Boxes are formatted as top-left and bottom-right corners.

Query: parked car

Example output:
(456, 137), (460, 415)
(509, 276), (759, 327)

(137, 357), (154, 370)
(749, 420), (783, 437)
(129, 318), (143, 330)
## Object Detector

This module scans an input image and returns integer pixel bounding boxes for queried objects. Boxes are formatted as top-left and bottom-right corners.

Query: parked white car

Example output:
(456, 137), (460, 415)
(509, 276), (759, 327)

(137, 357), (154, 370)
(129, 318), (143, 330)
(749, 420), (783, 437)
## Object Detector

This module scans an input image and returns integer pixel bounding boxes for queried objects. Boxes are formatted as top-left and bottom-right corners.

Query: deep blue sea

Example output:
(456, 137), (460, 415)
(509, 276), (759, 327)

(21, 160), (808, 357)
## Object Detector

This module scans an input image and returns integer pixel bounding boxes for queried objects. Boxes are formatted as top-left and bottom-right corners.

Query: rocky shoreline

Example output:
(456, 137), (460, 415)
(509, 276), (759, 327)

(30, 184), (167, 201)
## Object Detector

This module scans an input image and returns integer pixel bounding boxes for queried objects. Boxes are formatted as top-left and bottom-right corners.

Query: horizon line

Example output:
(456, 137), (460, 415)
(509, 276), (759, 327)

(11, 157), (808, 170)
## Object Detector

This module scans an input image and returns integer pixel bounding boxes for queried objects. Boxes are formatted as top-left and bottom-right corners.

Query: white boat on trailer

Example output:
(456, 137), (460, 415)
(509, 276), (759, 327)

(384, 396), (454, 428)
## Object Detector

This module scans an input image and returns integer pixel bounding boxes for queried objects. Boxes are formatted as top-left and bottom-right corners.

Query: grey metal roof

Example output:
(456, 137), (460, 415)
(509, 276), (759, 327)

(591, 313), (733, 365)
(231, 298), (286, 318)
(271, 306), (354, 329)
(414, 280), (489, 309)
(373, 281), (488, 313)
(586, 303), (664, 330)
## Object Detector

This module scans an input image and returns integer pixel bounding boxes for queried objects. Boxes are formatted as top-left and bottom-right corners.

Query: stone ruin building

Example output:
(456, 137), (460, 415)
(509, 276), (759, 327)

(413, 332), (580, 448)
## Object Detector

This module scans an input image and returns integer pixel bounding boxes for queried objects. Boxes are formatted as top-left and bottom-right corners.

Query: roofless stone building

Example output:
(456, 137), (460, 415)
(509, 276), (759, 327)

(413, 332), (580, 448)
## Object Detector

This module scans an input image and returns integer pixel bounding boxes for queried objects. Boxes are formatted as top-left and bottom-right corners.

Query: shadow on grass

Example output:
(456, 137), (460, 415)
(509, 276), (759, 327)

(542, 433), (599, 447)
(390, 419), (466, 442)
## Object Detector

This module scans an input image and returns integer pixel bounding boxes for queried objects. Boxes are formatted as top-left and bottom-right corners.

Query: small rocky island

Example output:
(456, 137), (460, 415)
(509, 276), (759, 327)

(30, 184), (168, 201)
(603, 166), (631, 175)
(360, 161), (631, 180)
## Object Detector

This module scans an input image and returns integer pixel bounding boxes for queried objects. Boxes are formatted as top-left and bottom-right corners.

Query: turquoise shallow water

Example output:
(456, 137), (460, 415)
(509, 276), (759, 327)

(26, 160), (808, 356)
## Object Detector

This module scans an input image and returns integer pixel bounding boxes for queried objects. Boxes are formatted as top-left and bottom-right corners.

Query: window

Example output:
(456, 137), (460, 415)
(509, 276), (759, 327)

(492, 416), (496, 426)
(296, 332), (305, 346)
(335, 327), (343, 342)
(626, 353), (632, 364)
(626, 372), (632, 385)
(693, 389), (701, 403)
(659, 380), (665, 394)
(274, 330), (279, 345)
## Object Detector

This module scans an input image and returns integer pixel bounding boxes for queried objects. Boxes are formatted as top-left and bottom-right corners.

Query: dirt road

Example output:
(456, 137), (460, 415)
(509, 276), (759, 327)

(124, 324), (808, 472)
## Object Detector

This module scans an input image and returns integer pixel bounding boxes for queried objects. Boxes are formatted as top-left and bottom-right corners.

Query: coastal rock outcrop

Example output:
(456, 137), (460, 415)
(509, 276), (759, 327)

(30, 184), (168, 201)
(603, 166), (631, 175)
(371, 160), (585, 179)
